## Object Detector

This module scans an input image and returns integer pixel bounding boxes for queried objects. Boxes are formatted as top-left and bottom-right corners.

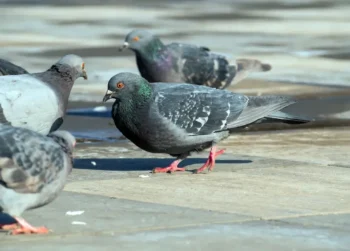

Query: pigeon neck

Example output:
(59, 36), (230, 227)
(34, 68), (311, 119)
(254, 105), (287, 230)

(137, 38), (166, 61)
(46, 64), (77, 111)
(117, 81), (152, 115)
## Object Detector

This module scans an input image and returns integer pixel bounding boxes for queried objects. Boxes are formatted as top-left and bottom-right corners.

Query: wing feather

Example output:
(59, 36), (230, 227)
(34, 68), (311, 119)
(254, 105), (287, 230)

(152, 83), (248, 135)
(0, 126), (64, 194)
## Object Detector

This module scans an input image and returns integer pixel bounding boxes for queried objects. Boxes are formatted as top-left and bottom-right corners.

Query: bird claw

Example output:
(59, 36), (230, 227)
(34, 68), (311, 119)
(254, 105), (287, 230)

(9, 226), (50, 235)
(152, 166), (186, 173)
(194, 148), (225, 174)
(0, 223), (19, 231)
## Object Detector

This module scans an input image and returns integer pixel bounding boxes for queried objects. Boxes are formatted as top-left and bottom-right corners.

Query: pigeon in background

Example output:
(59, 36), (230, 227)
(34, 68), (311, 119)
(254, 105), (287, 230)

(0, 124), (76, 235)
(119, 29), (271, 89)
(0, 58), (28, 76)
(103, 73), (309, 174)
(0, 54), (88, 134)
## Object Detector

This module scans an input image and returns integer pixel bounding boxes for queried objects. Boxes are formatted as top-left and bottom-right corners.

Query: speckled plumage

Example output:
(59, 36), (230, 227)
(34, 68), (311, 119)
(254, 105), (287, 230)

(0, 54), (87, 135)
(122, 30), (271, 89)
(0, 59), (28, 76)
(0, 124), (75, 217)
(104, 73), (308, 166)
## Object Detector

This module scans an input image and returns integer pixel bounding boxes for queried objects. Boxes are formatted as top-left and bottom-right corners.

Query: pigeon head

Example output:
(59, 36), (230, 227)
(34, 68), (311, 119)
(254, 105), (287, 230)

(55, 54), (88, 80)
(103, 72), (152, 103)
(120, 30), (162, 52)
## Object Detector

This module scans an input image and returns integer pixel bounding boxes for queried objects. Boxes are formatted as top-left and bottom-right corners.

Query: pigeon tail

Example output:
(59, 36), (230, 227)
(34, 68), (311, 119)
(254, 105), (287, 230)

(258, 111), (312, 125)
(236, 59), (272, 73)
(227, 96), (296, 129)
(227, 59), (272, 87)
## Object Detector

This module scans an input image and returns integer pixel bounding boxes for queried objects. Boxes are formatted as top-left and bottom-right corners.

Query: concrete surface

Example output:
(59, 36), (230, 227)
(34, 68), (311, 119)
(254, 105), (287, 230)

(1, 126), (350, 250)
(1, 0), (350, 250)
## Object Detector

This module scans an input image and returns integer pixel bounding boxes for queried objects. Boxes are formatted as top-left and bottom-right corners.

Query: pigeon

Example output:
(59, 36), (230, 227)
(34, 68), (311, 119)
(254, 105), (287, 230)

(0, 54), (87, 134)
(0, 124), (76, 235)
(119, 29), (271, 89)
(0, 58), (28, 76)
(103, 73), (310, 174)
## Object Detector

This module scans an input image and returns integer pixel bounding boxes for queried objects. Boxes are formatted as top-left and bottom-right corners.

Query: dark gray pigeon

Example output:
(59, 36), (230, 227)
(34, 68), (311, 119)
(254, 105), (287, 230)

(103, 73), (309, 174)
(0, 58), (28, 76)
(120, 29), (271, 89)
(0, 124), (75, 235)
(0, 54), (87, 135)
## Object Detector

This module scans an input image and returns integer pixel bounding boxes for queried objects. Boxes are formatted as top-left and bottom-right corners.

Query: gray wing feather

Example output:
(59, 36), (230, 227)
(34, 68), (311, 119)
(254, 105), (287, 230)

(228, 96), (296, 128)
(153, 83), (248, 135)
(167, 43), (234, 89)
(0, 126), (64, 194)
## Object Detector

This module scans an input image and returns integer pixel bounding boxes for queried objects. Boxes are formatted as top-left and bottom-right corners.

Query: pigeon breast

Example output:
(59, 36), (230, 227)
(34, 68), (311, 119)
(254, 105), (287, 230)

(0, 74), (61, 134)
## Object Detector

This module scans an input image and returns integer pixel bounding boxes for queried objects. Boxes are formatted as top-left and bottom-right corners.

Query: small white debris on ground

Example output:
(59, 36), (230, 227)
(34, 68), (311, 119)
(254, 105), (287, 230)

(139, 174), (150, 178)
(71, 221), (87, 225)
(91, 161), (97, 166)
(93, 106), (108, 112)
(66, 210), (85, 216)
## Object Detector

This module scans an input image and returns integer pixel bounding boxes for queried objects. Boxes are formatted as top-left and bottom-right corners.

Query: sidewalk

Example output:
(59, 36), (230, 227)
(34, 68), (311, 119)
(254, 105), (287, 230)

(1, 126), (349, 251)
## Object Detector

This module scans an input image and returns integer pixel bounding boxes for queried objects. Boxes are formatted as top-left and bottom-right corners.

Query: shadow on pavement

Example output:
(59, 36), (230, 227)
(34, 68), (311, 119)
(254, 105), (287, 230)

(73, 158), (252, 171)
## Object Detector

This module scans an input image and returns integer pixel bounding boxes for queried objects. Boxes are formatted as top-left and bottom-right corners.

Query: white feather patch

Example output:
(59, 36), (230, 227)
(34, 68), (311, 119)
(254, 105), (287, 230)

(0, 75), (60, 134)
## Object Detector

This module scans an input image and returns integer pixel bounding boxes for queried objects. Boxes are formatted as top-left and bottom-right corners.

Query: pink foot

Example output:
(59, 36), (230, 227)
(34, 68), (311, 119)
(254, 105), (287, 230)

(194, 147), (225, 174)
(152, 159), (186, 173)
(0, 223), (18, 231)
(9, 217), (49, 235)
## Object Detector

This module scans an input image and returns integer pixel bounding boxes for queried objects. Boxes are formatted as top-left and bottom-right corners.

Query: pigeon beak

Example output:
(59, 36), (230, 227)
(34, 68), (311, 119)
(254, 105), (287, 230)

(103, 90), (114, 102)
(119, 42), (129, 51)
(82, 70), (88, 80)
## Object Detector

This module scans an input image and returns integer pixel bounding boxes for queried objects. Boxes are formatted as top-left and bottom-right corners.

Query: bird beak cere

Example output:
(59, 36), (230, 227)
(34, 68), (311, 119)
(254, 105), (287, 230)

(82, 70), (88, 80)
(119, 42), (129, 51)
(103, 90), (114, 102)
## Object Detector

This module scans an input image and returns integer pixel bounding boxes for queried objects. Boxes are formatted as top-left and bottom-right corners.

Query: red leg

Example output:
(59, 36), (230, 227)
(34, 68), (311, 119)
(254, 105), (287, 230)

(0, 223), (19, 230)
(194, 146), (225, 174)
(152, 159), (186, 173)
(9, 217), (49, 235)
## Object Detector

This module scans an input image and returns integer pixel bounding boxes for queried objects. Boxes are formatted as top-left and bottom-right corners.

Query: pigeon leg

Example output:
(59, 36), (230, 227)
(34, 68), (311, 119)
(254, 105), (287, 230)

(152, 157), (186, 173)
(0, 223), (19, 230)
(9, 217), (49, 235)
(194, 146), (225, 174)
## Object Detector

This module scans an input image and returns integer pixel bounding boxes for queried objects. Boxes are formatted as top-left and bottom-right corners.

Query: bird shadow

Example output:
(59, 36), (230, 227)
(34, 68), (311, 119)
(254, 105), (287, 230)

(73, 158), (253, 172)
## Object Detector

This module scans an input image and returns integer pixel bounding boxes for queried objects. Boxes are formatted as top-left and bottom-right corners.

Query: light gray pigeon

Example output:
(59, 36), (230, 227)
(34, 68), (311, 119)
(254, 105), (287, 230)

(0, 58), (28, 76)
(120, 29), (271, 89)
(0, 124), (75, 235)
(0, 54), (87, 135)
(103, 73), (309, 174)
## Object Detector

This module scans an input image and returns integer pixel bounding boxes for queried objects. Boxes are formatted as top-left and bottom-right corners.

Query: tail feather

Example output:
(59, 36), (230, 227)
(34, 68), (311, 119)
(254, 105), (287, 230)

(237, 59), (272, 73)
(257, 111), (311, 125)
(227, 59), (272, 88)
(228, 96), (296, 129)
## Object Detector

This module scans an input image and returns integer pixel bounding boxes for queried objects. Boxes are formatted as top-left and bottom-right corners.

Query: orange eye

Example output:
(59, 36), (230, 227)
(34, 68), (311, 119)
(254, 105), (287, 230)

(116, 82), (124, 89)
(82, 63), (85, 69)
(132, 36), (140, 41)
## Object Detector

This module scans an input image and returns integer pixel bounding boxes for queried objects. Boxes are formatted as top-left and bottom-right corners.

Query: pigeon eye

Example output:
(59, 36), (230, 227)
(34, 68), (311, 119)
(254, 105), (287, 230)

(116, 82), (124, 89)
(132, 36), (140, 42)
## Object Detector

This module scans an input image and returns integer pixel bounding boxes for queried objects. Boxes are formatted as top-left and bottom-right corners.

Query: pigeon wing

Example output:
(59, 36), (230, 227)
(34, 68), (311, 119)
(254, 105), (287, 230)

(0, 127), (64, 194)
(152, 83), (248, 135)
(167, 43), (234, 89)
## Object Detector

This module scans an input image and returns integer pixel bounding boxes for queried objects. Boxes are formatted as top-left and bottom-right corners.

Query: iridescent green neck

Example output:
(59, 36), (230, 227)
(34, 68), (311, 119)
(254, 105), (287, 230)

(138, 37), (165, 60)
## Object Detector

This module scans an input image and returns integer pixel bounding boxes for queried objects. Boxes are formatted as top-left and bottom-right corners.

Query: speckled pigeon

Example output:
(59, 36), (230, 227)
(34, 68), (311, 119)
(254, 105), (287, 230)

(103, 73), (309, 174)
(0, 54), (87, 135)
(0, 58), (28, 76)
(120, 29), (271, 89)
(0, 124), (76, 235)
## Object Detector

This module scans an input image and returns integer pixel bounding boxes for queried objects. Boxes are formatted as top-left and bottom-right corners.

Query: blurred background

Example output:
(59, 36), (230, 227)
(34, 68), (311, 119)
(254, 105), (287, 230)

(0, 0), (349, 141)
